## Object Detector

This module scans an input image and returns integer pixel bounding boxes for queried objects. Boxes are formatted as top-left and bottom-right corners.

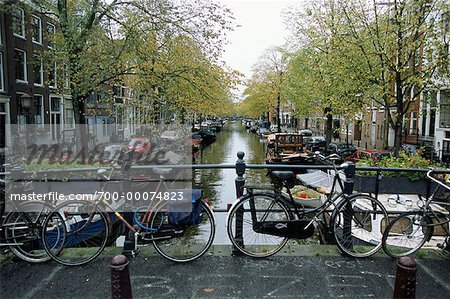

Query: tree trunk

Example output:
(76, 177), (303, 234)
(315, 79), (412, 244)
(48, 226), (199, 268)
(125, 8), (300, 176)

(325, 107), (333, 146)
(73, 95), (88, 155)
(276, 92), (281, 133)
(394, 71), (404, 156)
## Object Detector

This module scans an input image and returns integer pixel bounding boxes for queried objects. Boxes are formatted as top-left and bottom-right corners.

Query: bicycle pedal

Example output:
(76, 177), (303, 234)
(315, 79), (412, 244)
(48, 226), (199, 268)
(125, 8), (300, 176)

(131, 247), (140, 257)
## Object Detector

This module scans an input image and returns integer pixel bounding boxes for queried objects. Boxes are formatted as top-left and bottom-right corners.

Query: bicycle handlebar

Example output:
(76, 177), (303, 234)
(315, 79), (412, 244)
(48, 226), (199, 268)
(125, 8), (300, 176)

(314, 152), (348, 168)
(426, 169), (450, 191)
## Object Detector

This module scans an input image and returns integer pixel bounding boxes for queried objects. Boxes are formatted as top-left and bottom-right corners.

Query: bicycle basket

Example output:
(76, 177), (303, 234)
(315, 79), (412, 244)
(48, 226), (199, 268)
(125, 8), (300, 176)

(168, 189), (203, 226)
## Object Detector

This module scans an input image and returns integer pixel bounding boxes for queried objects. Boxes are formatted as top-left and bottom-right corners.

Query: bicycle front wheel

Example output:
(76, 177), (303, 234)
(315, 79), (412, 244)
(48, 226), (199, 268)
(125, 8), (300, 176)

(3, 201), (54, 263)
(227, 193), (291, 258)
(151, 200), (215, 262)
(382, 212), (432, 258)
(42, 200), (110, 266)
(332, 194), (388, 258)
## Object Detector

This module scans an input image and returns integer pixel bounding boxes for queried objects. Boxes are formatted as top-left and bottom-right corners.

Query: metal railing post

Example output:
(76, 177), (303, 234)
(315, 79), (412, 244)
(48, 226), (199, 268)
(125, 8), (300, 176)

(122, 160), (137, 257)
(343, 162), (355, 250)
(393, 256), (416, 299)
(111, 254), (133, 299)
(233, 151), (246, 255)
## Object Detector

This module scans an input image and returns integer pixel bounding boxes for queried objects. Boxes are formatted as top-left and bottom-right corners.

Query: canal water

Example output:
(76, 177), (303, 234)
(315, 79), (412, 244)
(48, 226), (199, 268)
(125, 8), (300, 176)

(193, 121), (272, 244)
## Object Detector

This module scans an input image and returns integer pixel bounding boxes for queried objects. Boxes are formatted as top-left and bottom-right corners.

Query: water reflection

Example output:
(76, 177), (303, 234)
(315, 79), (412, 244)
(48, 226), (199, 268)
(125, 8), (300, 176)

(193, 121), (271, 244)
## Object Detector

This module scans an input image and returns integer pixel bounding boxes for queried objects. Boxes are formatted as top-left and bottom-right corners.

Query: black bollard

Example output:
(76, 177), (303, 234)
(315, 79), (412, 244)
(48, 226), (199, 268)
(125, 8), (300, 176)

(393, 256), (416, 299)
(111, 255), (133, 299)
(232, 151), (246, 255)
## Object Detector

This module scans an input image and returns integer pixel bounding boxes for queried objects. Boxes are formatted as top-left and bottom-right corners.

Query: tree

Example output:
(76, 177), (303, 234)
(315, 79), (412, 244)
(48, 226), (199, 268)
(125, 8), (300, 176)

(241, 47), (288, 132)
(285, 0), (368, 145)
(337, 0), (449, 153)
(284, 0), (449, 152)
(22, 0), (235, 124)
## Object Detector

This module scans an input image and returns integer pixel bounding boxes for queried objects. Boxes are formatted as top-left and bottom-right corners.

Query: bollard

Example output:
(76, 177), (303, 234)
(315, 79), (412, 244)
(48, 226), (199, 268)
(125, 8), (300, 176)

(393, 256), (416, 299)
(111, 255), (133, 299)
(235, 151), (246, 198)
(233, 151), (246, 255)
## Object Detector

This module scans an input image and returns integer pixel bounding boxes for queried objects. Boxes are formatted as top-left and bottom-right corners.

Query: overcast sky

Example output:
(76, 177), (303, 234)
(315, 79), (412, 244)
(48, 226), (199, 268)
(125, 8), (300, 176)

(218, 0), (298, 100)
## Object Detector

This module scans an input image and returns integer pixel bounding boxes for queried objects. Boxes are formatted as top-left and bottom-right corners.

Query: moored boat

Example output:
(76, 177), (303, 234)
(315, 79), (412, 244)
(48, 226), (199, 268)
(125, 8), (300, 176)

(265, 133), (313, 166)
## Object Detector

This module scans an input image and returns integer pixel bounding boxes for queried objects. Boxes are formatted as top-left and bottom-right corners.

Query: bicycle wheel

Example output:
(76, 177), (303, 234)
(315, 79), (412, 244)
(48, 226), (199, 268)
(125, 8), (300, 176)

(382, 212), (432, 258)
(332, 194), (388, 258)
(42, 200), (110, 266)
(227, 193), (291, 258)
(3, 201), (54, 263)
(151, 200), (215, 262)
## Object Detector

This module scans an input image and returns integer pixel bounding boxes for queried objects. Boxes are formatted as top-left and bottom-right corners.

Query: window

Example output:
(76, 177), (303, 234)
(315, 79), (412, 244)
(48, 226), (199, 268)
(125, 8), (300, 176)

(0, 53), (4, 91)
(64, 99), (74, 129)
(0, 103), (6, 148)
(87, 92), (96, 108)
(50, 97), (61, 140)
(14, 49), (27, 82)
(63, 64), (69, 88)
(46, 23), (56, 48)
(31, 15), (42, 44)
(428, 91), (437, 137)
(34, 95), (44, 126)
(439, 90), (450, 128)
(409, 111), (418, 135)
(48, 62), (57, 88)
(12, 8), (25, 38)
(17, 93), (29, 126)
(33, 54), (43, 85)
(0, 16), (3, 45)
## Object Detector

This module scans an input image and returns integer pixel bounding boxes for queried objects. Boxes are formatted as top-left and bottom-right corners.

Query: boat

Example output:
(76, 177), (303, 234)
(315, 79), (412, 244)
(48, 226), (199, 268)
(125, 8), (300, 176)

(198, 129), (216, 145)
(265, 133), (314, 165)
(190, 134), (203, 152)
(210, 121), (223, 132)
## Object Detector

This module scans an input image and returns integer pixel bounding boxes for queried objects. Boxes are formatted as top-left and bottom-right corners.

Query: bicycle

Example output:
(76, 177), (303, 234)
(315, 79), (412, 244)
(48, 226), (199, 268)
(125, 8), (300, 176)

(1, 173), (56, 263)
(41, 163), (215, 266)
(382, 169), (450, 258)
(227, 153), (389, 258)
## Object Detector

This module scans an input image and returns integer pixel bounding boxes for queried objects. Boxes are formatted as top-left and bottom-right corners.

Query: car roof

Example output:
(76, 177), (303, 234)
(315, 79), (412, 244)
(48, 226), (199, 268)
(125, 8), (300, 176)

(357, 149), (390, 153)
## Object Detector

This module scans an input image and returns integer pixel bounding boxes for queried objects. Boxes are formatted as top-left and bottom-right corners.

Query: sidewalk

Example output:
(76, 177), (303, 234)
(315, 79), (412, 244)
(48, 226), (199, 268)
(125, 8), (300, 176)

(1, 245), (449, 299)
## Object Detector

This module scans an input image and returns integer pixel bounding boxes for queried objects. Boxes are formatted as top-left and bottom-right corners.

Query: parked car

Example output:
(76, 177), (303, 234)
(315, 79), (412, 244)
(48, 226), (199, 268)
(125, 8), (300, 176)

(127, 137), (152, 155)
(304, 136), (326, 152)
(325, 143), (357, 159)
(201, 120), (212, 128)
(160, 130), (180, 141)
(345, 149), (391, 163)
(299, 129), (313, 137)
(102, 144), (125, 162)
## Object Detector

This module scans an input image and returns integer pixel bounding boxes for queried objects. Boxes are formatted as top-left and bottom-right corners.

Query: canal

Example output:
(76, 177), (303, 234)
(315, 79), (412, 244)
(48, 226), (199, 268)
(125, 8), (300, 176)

(193, 121), (273, 244)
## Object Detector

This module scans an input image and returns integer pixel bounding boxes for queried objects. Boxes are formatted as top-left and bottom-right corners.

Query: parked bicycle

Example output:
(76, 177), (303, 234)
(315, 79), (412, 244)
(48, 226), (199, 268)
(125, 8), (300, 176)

(41, 163), (215, 266)
(227, 153), (389, 258)
(382, 169), (450, 258)
(1, 175), (55, 263)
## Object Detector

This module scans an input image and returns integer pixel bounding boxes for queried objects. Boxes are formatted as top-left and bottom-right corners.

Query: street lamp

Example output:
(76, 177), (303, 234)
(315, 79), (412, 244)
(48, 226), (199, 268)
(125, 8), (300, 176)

(20, 92), (32, 110)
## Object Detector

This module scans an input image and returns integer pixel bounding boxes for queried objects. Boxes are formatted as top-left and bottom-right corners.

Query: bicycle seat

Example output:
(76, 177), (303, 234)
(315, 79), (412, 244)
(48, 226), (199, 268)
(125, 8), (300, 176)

(271, 171), (294, 180)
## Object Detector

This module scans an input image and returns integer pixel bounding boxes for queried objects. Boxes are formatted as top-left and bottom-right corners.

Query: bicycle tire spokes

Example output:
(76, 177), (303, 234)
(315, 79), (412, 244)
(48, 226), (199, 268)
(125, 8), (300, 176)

(332, 195), (388, 258)
(151, 200), (215, 262)
(42, 201), (109, 266)
(227, 194), (291, 258)
(382, 212), (432, 258)
(3, 201), (54, 263)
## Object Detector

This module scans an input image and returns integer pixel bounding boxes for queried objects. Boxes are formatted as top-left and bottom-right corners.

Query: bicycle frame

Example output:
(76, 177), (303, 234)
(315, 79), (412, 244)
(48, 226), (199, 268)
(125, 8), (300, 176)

(246, 165), (347, 232)
(70, 168), (173, 241)
(419, 171), (450, 230)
